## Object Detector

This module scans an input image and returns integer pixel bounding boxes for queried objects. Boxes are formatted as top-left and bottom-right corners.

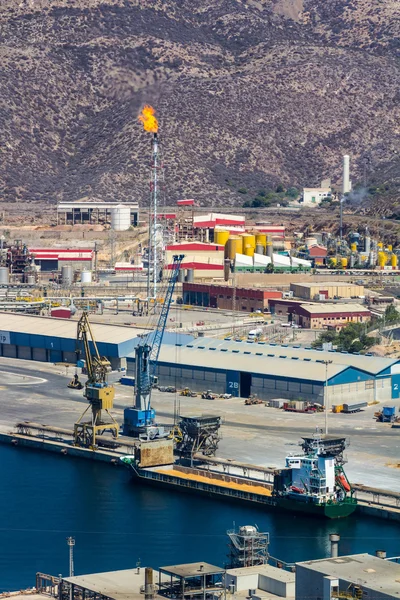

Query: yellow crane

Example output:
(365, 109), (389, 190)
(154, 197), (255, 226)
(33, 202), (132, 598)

(73, 312), (119, 448)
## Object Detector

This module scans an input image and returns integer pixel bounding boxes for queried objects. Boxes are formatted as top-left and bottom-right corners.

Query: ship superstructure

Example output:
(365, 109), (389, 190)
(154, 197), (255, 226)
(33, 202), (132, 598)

(273, 435), (356, 517)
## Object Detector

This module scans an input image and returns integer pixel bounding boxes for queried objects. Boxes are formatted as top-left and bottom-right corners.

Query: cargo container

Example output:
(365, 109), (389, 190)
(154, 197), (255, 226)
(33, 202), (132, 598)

(332, 405), (343, 413)
(342, 401), (368, 414)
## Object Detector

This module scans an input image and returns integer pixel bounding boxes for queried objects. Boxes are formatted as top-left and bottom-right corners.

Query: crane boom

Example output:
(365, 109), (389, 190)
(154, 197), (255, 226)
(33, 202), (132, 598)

(123, 254), (184, 438)
(73, 311), (119, 447)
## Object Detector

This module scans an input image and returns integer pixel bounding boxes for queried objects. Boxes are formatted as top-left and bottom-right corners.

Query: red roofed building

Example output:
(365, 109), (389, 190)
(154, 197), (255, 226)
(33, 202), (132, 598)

(30, 248), (93, 271)
(308, 244), (328, 266)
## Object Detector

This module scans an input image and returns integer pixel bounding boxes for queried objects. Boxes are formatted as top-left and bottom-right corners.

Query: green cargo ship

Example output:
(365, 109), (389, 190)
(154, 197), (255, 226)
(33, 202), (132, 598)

(121, 434), (357, 519)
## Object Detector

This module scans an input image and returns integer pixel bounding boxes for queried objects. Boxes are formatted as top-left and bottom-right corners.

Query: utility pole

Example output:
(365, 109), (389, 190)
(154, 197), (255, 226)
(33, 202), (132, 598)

(232, 265), (237, 336)
(67, 536), (75, 577)
(323, 360), (333, 434)
(94, 242), (98, 282)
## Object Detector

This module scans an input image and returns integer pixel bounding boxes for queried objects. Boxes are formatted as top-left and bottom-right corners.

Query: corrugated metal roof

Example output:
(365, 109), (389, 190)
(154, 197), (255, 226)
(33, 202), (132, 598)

(158, 345), (347, 382)
(0, 313), (144, 344)
(291, 282), (363, 289)
(185, 338), (398, 375)
(300, 303), (369, 314)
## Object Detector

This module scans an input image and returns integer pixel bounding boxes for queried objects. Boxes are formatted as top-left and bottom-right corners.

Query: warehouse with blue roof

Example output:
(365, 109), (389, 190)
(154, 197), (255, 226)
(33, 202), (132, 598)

(137, 337), (400, 406)
(0, 313), (191, 370)
(0, 313), (399, 406)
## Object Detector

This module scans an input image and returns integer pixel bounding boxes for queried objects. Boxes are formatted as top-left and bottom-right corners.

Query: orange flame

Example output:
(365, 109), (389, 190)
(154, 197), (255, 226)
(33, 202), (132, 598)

(138, 105), (158, 133)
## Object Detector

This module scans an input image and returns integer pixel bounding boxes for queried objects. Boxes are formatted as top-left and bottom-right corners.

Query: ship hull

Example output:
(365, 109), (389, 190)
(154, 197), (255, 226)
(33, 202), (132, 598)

(124, 464), (357, 519)
(275, 496), (357, 519)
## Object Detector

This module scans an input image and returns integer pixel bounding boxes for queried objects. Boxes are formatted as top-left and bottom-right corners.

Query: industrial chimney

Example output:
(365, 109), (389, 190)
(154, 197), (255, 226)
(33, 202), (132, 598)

(145, 567), (154, 600)
(329, 533), (340, 558)
(343, 155), (351, 195)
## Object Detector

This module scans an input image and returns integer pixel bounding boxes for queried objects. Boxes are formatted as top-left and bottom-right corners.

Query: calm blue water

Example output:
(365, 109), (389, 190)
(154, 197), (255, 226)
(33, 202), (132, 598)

(1, 446), (400, 592)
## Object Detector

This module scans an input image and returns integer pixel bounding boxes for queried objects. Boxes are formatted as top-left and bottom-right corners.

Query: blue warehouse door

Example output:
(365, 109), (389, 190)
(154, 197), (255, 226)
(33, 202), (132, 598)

(226, 371), (240, 397)
(392, 374), (400, 399)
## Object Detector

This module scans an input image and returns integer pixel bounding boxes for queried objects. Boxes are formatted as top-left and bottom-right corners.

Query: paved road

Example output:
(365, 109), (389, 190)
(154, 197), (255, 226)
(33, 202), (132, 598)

(0, 358), (399, 492)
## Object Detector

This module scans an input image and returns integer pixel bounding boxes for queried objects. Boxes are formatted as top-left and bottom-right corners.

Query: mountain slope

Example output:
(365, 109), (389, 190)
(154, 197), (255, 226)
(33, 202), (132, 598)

(0, 0), (399, 206)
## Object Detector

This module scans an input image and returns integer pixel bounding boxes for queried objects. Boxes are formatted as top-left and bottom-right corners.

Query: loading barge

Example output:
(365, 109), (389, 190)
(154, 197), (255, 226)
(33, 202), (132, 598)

(121, 434), (357, 519)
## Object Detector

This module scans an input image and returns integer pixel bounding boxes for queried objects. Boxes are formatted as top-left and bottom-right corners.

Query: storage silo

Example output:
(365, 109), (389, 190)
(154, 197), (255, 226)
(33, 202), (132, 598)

(341, 257), (348, 269)
(242, 234), (256, 254)
(0, 267), (9, 284)
(391, 254), (398, 268)
(378, 251), (387, 268)
(266, 235), (273, 258)
(215, 230), (230, 247)
(226, 237), (242, 259)
(244, 246), (255, 257)
(255, 244), (265, 255)
(61, 265), (73, 286)
(255, 233), (267, 251)
(186, 269), (194, 283)
(111, 205), (131, 231)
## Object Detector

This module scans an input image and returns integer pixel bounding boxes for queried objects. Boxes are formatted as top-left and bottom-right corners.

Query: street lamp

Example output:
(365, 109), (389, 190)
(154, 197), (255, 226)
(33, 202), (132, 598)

(323, 360), (333, 435)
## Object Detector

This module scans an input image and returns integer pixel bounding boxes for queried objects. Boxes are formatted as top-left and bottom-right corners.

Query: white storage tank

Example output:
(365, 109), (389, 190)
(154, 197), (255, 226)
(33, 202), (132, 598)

(81, 270), (92, 284)
(111, 205), (131, 231)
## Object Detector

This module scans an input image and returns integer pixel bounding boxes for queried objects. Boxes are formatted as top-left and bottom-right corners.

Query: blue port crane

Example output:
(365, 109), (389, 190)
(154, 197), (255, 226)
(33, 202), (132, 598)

(123, 254), (184, 438)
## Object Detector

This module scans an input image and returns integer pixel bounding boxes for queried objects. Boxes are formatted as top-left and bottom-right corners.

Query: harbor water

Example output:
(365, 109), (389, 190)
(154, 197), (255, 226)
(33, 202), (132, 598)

(1, 445), (400, 592)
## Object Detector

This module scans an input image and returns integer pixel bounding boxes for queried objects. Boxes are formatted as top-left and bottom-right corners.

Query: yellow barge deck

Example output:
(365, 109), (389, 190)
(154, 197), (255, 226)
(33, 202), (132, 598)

(154, 466), (272, 497)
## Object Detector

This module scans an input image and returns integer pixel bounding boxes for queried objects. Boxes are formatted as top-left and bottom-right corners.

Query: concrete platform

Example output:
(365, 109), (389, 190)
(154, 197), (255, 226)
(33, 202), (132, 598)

(0, 357), (399, 495)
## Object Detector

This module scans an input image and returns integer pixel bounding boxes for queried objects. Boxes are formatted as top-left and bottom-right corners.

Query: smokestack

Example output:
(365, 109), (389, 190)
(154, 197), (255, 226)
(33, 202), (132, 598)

(329, 533), (340, 558)
(375, 550), (387, 559)
(343, 155), (350, 195)
(145, 567), (154, 600)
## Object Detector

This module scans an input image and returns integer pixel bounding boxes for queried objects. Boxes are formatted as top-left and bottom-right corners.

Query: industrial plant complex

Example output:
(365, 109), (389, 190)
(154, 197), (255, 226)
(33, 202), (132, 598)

(1, 109), (400, 600)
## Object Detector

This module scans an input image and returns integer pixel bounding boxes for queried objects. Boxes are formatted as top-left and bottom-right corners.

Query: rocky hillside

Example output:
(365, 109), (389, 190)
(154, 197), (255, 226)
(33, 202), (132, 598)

(0, 0), (399, 206)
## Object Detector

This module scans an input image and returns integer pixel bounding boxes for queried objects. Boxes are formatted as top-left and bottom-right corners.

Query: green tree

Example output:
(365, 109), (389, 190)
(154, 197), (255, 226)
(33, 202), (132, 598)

(276, 184), (285, 193)
(312, 322), (377, 353)
(384, 304), (399, 323)
(337, 323), (376, 353)
(286, 187), (299, 199)
(312, 330), (337, 348)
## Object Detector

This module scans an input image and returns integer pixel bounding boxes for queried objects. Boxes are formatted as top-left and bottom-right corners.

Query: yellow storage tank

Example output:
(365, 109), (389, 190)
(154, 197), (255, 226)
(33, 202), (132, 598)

(351, 243), (357, 253)
(244, 247), (255, 257)
(255, 233), (267, 249)
(241, 234), (256, 253)
(226, 236), (243, 259)
(341, 257), (348, 269)
(330, 257), (337, 267)
(378, 251), (387, 267)
(378, 242), (383, 249)
(215, 230), (230, 247)
(391, 254), (398, 268)
(388, 244), (393, 252)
